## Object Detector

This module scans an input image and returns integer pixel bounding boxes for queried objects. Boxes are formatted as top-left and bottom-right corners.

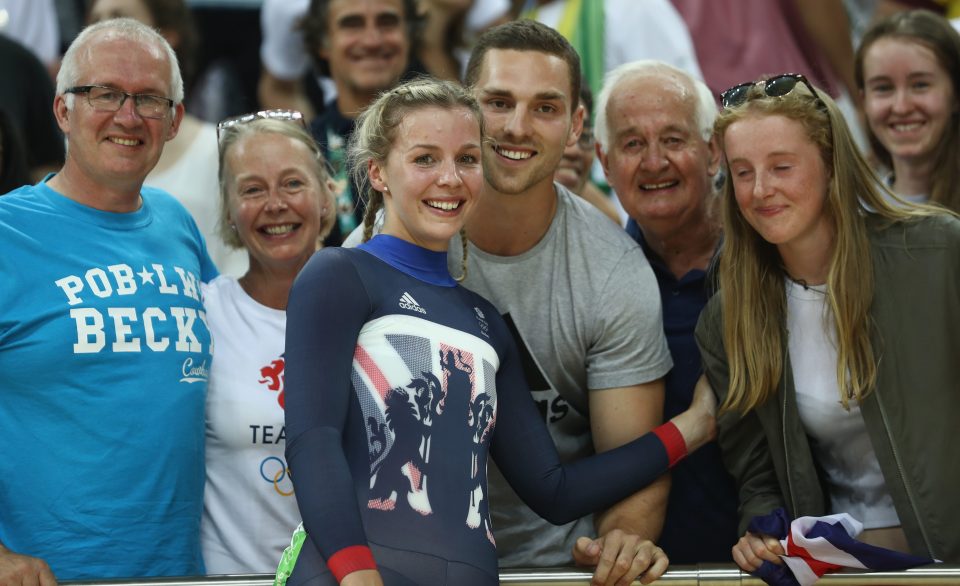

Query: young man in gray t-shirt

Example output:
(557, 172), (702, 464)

(460, 20), (674, 584)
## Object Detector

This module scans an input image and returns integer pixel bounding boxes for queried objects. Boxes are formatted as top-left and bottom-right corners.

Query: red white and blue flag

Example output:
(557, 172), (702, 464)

(748, 508), (935, 586)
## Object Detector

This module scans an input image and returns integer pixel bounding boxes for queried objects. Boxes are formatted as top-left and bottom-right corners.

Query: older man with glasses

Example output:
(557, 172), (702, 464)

(0, 17), (216, 582)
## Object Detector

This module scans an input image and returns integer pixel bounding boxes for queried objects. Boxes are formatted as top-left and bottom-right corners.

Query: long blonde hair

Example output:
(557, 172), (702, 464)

(714, 81), (943, 414)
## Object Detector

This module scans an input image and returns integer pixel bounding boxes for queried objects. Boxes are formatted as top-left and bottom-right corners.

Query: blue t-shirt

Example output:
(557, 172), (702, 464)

(0, 180), (216, 578)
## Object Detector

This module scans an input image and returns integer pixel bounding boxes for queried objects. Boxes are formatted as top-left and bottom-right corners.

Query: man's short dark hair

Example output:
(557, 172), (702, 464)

(464, 19), (581, 112)
(301, 0), (423, 76)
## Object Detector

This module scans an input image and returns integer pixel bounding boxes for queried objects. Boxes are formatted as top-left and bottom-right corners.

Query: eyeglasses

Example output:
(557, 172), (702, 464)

(720, 73), (826, 111)
(65, 85), (175, 119)
(217, 109), (306, 140)
(577, 128), (595, 149)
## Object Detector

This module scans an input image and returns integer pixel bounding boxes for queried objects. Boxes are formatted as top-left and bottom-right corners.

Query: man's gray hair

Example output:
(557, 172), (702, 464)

(594, 60), (716, 150)
(57, 17), (184, 107)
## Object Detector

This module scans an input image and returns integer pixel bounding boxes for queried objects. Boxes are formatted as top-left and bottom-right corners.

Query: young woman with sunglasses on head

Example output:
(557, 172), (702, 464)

(694, 74), (960, 570)
(855, 10), (960, 213)
(281, 77), (718, 586)
(200, 114), (336, 573)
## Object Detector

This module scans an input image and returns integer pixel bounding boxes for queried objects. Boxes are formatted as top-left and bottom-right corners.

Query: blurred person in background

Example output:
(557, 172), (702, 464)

(856, 9), (960, 211)
(521, 0), (703, 99)
(302, 0), (421, 245)
(0, 108), (31, 193)
(671, 0), (866, 147)
(555, 82), (620, 224)
(0, 0), (60, 75)
(201, 113), (335, 573)
(88, 0), (248, 274)
(0, 34), (65, 182)
(257, 0), (509, 119)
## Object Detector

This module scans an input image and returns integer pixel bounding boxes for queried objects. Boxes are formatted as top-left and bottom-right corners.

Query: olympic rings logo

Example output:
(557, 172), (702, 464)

(260, 456), (294, 497)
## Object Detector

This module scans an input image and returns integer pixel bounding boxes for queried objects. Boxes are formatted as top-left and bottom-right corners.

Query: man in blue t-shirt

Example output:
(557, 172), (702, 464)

(0, 18), (215, 582)
(595, 60), (740, 563)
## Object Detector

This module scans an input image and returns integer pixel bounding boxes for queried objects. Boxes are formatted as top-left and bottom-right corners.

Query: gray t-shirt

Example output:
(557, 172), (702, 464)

(344, 184), (672, 567)
(452, 185), (672, 568)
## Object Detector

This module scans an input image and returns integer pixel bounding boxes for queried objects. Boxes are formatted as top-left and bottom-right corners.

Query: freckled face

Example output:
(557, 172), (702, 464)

(723, 114), (833, 253)
(371, 106), (484, 251)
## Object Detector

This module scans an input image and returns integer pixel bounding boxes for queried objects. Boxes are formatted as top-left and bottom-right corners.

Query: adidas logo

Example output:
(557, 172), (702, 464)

(399, 292), (426, 314)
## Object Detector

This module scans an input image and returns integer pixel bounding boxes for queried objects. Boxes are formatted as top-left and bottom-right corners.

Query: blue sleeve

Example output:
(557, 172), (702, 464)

(198, 235), (218, 282)
(489, 326), (670, 525)
(284, 249), (371, 561)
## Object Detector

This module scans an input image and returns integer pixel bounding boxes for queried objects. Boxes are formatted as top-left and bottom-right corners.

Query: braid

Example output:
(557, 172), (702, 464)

(455, 228), (469, 283)
(362, 189), (383, 243)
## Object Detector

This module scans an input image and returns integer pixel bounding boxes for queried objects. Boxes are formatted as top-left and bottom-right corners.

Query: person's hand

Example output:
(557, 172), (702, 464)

(0, 545), (57, 586)
(339, 569), (384, 586)
(572, 529), (668, 585)
(669, 375), (718, 453)
(731, 531), (785, 573)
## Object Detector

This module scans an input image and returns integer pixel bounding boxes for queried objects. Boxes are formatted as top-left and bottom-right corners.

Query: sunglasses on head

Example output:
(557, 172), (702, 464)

(216, 109), (306, 140)
(720, 73), (827, 111)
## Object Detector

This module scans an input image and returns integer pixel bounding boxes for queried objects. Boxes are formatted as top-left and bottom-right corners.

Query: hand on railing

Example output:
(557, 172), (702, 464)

(731, 531), (785, 573)
(571, 529), (668, 585)
(0, 542), (57, 586)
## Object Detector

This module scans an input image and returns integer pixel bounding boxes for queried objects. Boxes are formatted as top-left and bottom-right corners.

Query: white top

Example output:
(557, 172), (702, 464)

(531, 0), (703, 81)
(146, 121), (248, 277)
(200, 276), (301, 573)
(0, 0), (59, 67)
(787, 279), (900, 529)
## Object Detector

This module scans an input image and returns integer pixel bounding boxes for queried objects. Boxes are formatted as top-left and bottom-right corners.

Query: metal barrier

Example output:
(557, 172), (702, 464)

(61, 564), (960, 585)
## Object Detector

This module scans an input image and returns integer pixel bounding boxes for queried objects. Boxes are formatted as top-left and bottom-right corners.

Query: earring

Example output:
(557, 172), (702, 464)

(383, 186), (389, 193)
(230, 223), (237, 231)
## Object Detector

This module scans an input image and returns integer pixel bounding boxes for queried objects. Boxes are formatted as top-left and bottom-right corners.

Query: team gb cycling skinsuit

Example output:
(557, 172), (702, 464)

(283, 235), (681, 585)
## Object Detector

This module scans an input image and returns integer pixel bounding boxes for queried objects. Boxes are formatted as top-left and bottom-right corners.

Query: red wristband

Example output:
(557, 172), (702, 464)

(652, 420), (687, 467)
(328, 545), (377, 582)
